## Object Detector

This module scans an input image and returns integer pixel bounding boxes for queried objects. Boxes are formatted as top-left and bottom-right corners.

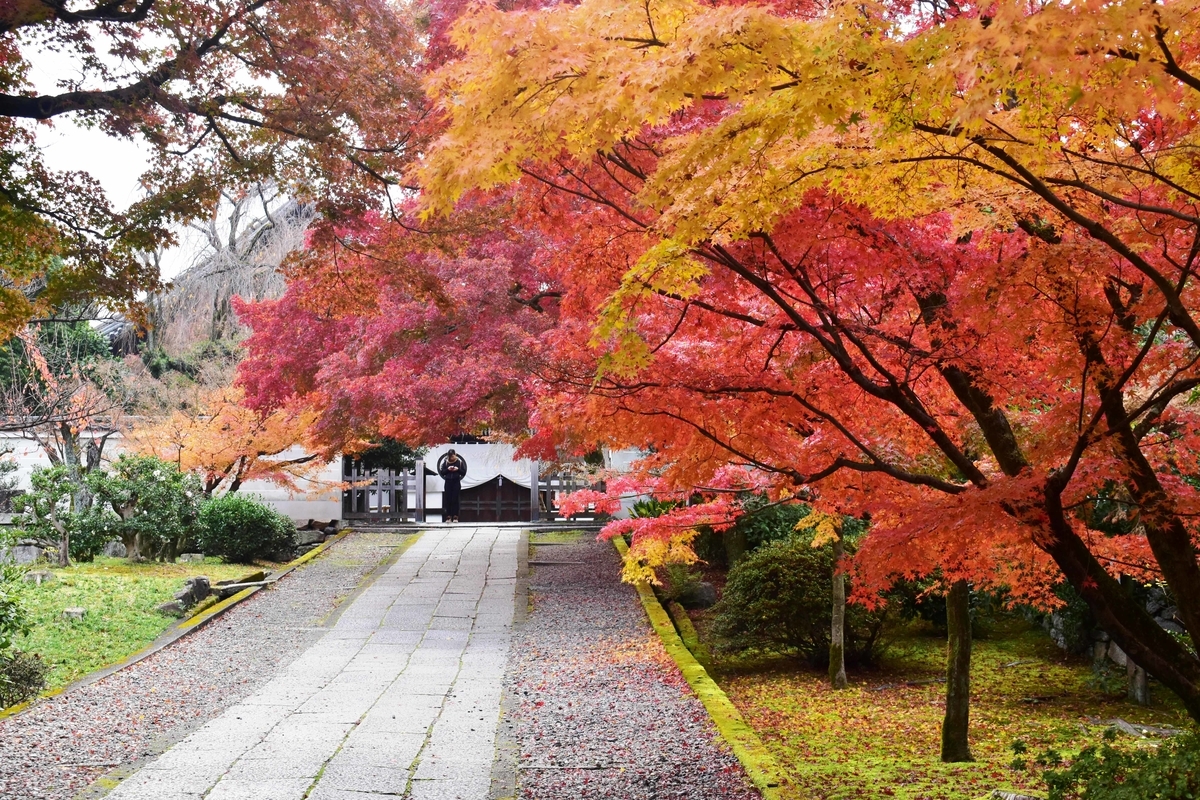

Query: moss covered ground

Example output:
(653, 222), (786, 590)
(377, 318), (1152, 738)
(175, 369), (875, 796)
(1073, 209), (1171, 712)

(695, 616), (1191, 799)
(529, 529), (591, 545)
(16, 557), (268, 690)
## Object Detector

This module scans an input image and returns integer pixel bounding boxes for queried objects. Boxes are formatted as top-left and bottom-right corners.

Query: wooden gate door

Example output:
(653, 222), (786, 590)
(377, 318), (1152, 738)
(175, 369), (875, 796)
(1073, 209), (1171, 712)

(457, 476), (531, 522)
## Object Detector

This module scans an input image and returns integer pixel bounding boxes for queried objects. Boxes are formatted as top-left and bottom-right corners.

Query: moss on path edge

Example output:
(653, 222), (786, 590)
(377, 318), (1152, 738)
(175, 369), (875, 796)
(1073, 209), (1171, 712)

(612, 537), (789, 800)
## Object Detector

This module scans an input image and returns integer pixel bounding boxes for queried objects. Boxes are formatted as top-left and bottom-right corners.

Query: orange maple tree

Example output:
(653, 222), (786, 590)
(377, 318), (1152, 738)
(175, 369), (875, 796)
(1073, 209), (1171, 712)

(129, 386), (321, 496)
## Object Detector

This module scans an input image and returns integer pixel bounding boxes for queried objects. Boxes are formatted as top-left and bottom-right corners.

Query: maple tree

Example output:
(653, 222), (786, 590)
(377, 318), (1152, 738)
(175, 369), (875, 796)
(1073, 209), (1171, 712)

(419, 0), (1200, 724)
(0, 0), (426, 335)
(235, 207), (556, 456)
(128, 385), (319, 496)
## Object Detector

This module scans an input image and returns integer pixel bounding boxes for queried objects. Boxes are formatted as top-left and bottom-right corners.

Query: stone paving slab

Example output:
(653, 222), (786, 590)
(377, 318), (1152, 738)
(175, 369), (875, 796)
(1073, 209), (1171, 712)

(103, 527), (519, 800)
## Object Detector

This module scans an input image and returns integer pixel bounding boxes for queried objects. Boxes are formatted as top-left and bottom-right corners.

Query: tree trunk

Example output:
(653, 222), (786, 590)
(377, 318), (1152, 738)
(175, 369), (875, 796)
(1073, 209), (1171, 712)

(941, 579), (973, 762)
(829, 536), (848, 689)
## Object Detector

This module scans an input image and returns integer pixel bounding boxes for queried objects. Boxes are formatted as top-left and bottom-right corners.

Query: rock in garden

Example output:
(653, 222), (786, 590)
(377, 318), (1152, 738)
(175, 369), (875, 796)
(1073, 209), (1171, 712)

(157, 600), (186, 616)
(173, 576), (211, 608)
(102, 540), (127, 558)
(678, 581), (718, 609)
(1108, 640), (1128, 668)
(178, 553), (205, 563)
(10, 545), (47, 565)
(216, 571), (267, 587)
(61, 607), (86, 621)
(295, 529), (325, 547)
(323, 525), (338, 537)
(1159, 619), (1186, 636)
(23, 570), (56, 586)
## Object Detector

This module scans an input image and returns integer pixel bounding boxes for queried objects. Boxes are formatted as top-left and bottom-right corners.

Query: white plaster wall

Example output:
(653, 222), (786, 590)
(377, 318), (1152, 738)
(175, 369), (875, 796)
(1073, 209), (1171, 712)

(0, 434), (341, 525)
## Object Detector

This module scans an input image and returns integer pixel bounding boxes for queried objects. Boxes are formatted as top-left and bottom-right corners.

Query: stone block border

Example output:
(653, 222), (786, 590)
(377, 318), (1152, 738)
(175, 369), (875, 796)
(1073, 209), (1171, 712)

(612, 536), (790, 800)
(0, 529), (358, 721)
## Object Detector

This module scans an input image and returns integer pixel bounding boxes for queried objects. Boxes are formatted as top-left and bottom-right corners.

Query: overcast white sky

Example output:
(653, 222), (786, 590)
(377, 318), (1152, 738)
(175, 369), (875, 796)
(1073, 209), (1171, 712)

(28, 48), (206, 281)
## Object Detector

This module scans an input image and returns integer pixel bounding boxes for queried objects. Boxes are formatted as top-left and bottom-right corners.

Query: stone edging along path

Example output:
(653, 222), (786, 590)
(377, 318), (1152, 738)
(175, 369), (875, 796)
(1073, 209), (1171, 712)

(611, 536), (790, 800)
(0, 529), (360, 722)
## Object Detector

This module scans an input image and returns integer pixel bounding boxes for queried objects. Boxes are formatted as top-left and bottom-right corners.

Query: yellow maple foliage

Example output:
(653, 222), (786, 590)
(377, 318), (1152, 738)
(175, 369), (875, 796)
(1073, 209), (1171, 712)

(795, 510), (843, 549)
(423, 0), (1200, 283)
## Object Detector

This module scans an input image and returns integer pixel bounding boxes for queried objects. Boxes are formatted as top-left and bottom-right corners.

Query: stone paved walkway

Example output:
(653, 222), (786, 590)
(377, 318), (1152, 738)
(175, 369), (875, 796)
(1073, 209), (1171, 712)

(105, 526), (519, 800)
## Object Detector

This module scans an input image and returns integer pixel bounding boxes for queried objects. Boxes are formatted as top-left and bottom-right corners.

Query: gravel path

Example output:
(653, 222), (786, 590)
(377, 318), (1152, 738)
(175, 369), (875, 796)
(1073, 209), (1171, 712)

(0, 530), (409, 800)
(504, 537), (760, 800)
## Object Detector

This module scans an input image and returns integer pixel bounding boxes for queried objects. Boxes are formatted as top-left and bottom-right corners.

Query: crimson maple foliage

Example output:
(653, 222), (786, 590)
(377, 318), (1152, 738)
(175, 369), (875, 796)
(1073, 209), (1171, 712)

(235, 207), (556, 457)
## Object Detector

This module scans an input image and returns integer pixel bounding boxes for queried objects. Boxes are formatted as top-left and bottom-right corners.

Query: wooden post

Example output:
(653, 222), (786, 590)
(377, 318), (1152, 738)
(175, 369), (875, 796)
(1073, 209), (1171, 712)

(415, 460), (426, 523)
(530, 461), (540, 522)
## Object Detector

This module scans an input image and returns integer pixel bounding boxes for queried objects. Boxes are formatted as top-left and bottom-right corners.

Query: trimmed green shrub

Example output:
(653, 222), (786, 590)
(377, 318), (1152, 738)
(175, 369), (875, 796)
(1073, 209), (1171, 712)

(197, 494), (295, 564)
(87, 455), (203, 562)
(1043, 729), (1200, 800)
(711, 534), (887, 666)
(0, 650), (48, 708)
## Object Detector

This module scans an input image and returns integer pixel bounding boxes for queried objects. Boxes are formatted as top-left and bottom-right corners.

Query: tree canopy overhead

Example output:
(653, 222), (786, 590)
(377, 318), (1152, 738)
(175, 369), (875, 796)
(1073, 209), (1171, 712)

(0, 0), (427, 335)
(416, 0), (1200, 720)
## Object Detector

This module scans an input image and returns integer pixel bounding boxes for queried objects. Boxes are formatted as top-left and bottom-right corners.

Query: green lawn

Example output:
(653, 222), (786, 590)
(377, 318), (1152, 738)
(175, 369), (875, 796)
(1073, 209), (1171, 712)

(15, 557), (270, 692)
(695, 616), (1192, 800)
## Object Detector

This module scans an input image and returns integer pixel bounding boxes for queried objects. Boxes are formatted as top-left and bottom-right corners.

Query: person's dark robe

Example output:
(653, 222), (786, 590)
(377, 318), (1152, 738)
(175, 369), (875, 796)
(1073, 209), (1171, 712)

(439, 456), (467, 519)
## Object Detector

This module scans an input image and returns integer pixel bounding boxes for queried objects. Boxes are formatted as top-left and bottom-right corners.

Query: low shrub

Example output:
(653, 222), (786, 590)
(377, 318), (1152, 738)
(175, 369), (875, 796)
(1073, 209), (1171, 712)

(0, 650), (48, 708)
(732, 499), (813, 552)
(887, 576), (1006, 639)
(711, 534), (888, 666)
(661, 563), (704, 603)
(0, 562), (28, 653)
(1042, 729), (1200, 800)
(630, 498), (678, 519)
(197, 494), (295, 564)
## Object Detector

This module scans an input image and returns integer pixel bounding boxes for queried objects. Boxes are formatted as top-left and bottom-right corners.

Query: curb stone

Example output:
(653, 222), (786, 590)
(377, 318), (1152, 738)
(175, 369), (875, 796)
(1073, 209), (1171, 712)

(612, 536), (790, 800)
(488, 528), (529, 800)
(1, 529), (357, 722)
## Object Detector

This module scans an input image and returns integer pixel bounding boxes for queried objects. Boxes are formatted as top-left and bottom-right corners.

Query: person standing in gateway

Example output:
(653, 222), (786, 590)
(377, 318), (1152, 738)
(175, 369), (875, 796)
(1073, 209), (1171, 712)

(439, 449), (466, 523)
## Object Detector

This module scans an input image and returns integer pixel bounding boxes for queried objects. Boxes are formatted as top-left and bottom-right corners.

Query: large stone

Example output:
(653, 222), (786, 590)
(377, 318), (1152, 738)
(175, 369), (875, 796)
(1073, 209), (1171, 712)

(1159, 619), (1186, 636)
(216, 571), (267, 587)
(102, 541), (127, 558)
(174, 576), (212, 608)
(62, 607), (86, 621)
(178, 553), (205, 564)
(677, 581), (718, 609)
(23, 569), (56, 586)
(10, 545), (48, 565)
(157, 599), (186, 616)
(1107, 640), (1128, 669)
(295, 529), (325, 547)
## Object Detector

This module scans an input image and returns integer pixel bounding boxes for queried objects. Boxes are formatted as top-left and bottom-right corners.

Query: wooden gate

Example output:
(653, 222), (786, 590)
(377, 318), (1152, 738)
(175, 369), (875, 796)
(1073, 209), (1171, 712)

(457, 475), (531, 523)
(341, 458), (420, 521)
